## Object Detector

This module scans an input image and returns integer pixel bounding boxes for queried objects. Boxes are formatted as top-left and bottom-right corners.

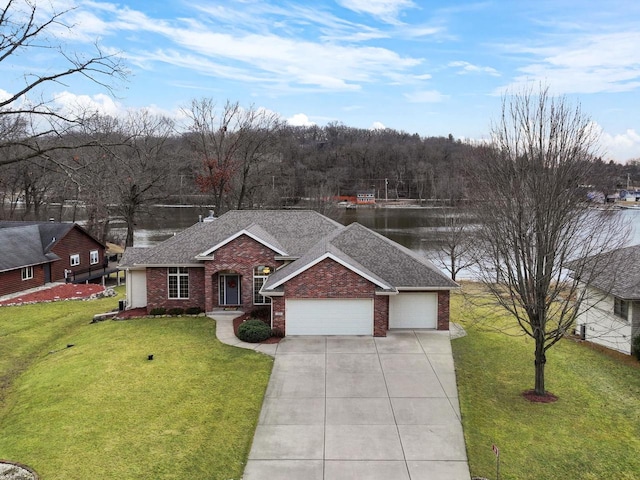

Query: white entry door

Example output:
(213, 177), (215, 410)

(285, 298), (373, 335)
(389, 292), (438, 329)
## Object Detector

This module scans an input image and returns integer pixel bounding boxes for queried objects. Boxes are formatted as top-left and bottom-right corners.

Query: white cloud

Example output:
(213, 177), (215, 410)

(337, 0), (415, 24)
(594, 124), (640, 163)
(287, 113), (315, 126)
(497, 31), (640, 95)
(370, 121), (386, 130)
(448, 61), (500, 77)
(52, 91), (123, 117)
(75, 2), (423, 92)
(404, 90), (448, 103)
(0, 88), (11, 103)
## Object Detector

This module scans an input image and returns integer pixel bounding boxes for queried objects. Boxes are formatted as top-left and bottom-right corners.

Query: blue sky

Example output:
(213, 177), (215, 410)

(4, 0), (640, 161)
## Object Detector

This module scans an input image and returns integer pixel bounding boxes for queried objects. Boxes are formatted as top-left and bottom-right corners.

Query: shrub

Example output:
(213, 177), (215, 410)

(185, 306), (202, 315)
(251, 307), (271, 321)
(168, 307), (185, 316)
(149, 307), (166, 316)
(237, 319), (272, 343)
(632, 334), (640, 361)
(271, 327), (285, 338)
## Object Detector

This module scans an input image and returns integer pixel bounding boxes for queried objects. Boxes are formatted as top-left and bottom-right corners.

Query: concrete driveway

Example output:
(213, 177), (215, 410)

(242, 331), (471, 480)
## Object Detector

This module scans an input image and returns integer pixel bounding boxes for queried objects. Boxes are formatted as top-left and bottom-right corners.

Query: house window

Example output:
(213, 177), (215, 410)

(21, 266), (34, 281)
(253, 265), (272, 305)
(70, 254), (80, 266)
(168, 267), (189, 299)
(614, 297), (629, 321)
(90, 250), (99, 265)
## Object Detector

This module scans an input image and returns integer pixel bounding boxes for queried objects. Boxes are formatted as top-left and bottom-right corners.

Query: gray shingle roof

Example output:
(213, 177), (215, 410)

(120, 211), (457, 290)
(264, 222), (457, 291)
(0, 223), (65, 272)
(575, 244), (640, 300)
(119, 210), (343, 266)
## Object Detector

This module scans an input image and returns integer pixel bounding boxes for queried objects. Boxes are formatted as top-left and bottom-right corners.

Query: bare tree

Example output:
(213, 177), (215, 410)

(0, 0), (126, 167)
(473, 86), (629, 397)
(183, 99), (281, 213)
(434, 210), (476, 281)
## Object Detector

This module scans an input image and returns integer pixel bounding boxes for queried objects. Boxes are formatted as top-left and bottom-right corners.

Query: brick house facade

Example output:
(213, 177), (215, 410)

(120, 210), (458, 336)
(0, 222), (105, 297)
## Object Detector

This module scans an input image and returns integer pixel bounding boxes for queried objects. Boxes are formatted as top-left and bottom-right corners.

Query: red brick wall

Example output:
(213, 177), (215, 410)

(203, 235), (283, 312)
(437, 290), (450, 330)
(50, 226), (105, 281)
(0, 264), (46, 297)
(285, 258), (375, 297)
(146, 267), (205, 313)
(374, 296), (389, 336)
(271, 258), (388, 336)
(272, 296), (285, 331)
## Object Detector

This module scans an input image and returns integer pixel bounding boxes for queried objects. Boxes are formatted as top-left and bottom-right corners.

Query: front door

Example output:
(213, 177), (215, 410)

(220, 274), (241, 305)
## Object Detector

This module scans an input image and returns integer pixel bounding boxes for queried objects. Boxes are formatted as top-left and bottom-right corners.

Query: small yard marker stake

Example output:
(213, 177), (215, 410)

(492, 444), (500, 480)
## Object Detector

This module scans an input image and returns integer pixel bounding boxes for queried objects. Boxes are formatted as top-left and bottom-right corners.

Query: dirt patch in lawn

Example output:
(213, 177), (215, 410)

(0, 284), (105, 307)
(521, 389), (558, 403)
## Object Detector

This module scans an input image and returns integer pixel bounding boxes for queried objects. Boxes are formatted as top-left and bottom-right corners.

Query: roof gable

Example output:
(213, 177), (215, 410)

(197, 224), (288, 257)
(120, 210), (343, 266)
(264, 251), (392, 291)
(263, 222), (457, 291)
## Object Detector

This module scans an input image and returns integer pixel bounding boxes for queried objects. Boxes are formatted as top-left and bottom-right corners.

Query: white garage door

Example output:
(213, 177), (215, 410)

(286, 298), (373, 335)
(389, 293), (438, 329)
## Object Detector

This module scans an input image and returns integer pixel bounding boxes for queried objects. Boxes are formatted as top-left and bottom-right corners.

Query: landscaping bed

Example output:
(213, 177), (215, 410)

(0, 284), (106, 306)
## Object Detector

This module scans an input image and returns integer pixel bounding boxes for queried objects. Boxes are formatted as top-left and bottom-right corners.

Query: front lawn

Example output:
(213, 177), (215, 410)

(452, 283), (640, 480)
(0, 290), (273, 479)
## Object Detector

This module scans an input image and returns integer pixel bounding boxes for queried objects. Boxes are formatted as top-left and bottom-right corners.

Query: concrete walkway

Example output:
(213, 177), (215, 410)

(209, 311), (279, 356)
(237, 331), (471, 480)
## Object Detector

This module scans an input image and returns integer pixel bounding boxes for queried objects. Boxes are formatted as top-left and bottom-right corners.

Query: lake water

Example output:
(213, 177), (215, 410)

(9, 204), (640, 279)
(119, 206), (640, 280)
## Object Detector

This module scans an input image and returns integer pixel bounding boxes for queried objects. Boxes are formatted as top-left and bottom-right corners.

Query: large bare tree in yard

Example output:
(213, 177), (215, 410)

(183, 99), (281, 213)
(0, 0), (125, 166)
(474, 86), (629, 398)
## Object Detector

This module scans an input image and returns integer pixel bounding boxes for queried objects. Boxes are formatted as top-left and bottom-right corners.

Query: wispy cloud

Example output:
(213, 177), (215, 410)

(496, 31), (640, 95)
(448, 61), (500, 77)
(404, 90), (448, 103)
(70, 1), (424, 92)
(336, 0), (416, 24)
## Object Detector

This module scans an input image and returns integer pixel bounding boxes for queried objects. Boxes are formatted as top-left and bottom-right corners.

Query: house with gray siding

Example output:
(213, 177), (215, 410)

(573, 245), (640, 355)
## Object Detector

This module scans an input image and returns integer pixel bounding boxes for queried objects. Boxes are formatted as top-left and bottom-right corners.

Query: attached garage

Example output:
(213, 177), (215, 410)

(389, 292), (438, 329)
(285, 298), (373, 335)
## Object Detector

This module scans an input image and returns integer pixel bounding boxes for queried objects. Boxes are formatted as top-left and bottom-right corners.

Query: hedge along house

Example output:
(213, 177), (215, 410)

(119, 210), (458, 336)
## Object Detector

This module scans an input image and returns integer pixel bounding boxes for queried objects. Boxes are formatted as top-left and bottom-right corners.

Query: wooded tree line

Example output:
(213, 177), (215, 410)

(2, 99), (639, 246)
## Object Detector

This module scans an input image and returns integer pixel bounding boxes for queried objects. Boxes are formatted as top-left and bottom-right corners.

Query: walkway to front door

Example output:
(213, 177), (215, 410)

(242, 332), (471, 480)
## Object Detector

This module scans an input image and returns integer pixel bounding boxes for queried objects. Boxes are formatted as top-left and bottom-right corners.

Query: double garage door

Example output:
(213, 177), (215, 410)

(286, 299), (373, 335)
(285, 293), (438, 335)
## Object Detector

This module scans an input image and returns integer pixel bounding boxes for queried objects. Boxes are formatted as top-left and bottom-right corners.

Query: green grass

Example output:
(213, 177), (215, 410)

(452, 283), (640, 480)
(0, 289), (273, 479)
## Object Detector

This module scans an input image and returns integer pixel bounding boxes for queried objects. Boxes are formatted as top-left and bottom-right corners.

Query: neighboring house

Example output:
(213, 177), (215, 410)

(573, 245), (640, 355)
(0, 221), (106, 297)
(119, 210), (458, 336)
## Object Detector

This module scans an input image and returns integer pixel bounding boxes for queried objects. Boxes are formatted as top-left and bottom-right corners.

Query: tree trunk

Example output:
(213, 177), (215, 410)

(534, 332), (546, 395)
